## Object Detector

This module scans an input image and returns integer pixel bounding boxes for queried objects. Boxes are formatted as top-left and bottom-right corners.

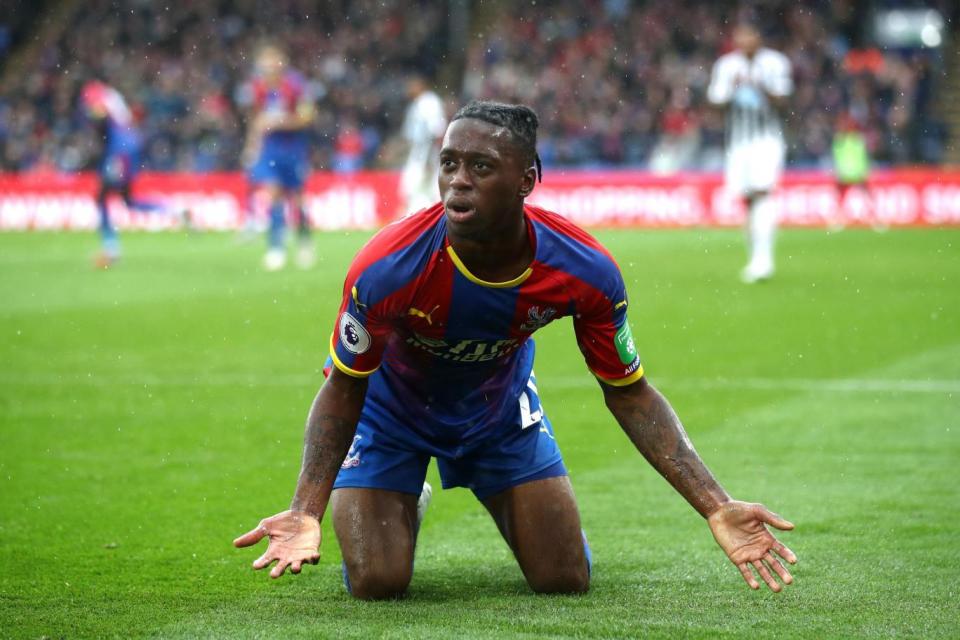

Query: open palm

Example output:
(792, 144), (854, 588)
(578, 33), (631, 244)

(708, 501), (797, 592)
(233, 510), (321, 579)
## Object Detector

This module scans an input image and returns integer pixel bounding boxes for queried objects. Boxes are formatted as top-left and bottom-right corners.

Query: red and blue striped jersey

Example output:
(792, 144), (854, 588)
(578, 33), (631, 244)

(330, 203), (642, 443)
(80, 81), (142, 158)
(249, 71), (309, 152)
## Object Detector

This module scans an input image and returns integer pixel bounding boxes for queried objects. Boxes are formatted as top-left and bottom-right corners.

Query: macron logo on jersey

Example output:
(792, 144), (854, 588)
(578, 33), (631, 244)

(339, 312), (371, 354)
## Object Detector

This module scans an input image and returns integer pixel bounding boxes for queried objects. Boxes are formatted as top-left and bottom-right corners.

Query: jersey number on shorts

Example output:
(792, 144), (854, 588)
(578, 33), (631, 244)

(519, 378), (542, 429)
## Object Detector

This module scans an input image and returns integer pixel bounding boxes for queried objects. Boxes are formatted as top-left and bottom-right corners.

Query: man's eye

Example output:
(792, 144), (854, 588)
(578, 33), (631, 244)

(474, 162), (489, 170)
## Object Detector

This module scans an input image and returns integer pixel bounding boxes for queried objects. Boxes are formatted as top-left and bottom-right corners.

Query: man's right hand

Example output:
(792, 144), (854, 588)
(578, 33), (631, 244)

(233, 510), (321, 578)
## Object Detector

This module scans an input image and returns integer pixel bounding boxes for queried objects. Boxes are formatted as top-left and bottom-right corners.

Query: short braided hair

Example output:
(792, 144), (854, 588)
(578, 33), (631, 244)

(451, 100), (543, 182)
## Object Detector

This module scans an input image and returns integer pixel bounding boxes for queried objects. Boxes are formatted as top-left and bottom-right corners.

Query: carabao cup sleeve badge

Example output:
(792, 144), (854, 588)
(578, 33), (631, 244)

(614, 322), (638, 366)
(339, 312), (372, 354)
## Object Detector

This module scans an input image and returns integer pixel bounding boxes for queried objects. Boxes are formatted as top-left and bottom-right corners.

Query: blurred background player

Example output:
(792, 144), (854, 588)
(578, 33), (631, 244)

(80, 79), (151, 268)
(708, 22), (793, 283)
(241, 44), (315, 271)
(398, 74), (447, 215)
(832, 112), (874, 229)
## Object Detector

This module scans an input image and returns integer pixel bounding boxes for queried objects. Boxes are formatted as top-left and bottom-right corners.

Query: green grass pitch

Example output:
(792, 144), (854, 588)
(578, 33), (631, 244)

(1, 227), (958, 639)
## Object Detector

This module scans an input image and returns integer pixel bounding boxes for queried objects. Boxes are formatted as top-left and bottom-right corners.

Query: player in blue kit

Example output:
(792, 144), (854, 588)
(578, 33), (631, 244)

(81, 80), (174, 268)
(234, 102), (798, 598)
(81, 80), (142, 267)
(241, 44), (316, 270)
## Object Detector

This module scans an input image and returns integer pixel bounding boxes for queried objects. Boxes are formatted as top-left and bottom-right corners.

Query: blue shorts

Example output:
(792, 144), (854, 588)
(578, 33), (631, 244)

(249, 150), (308, 190)
(333, 375), (566, 501)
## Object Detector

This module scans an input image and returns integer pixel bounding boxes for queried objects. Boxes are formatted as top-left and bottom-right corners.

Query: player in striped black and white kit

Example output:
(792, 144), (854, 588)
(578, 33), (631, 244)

(708, 23), (793, 283)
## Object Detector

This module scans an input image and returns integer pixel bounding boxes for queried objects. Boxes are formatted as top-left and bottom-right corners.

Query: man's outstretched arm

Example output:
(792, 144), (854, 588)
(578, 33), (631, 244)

(601, 376), (797, 591)
(233, 368), (367, 578)
(290, 369), (367, 518)
(601, 377), (729, 516)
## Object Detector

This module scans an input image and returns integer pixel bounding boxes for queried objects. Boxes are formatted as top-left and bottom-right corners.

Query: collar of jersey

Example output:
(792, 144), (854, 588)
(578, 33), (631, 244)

(445, 243), (533, 289)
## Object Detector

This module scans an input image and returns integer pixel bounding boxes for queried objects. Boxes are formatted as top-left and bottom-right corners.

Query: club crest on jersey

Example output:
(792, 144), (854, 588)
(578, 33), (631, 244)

(339, 312), (371, 354)
(520, 306), (557, 332)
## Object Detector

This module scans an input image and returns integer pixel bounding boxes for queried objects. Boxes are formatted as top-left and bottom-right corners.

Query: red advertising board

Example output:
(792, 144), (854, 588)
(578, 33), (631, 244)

(2, 169), (960, 230)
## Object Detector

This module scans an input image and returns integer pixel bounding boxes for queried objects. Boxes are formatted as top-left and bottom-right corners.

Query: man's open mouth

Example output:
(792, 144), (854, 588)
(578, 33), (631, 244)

(445, 200), (476, 221)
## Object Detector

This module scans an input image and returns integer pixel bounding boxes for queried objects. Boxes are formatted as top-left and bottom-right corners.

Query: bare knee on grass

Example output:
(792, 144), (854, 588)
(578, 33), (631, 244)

(332, 487), (418, 600)
(526, 562), (590, 595)
(483, 475), (591, 595)
(345, 559), (413, 600)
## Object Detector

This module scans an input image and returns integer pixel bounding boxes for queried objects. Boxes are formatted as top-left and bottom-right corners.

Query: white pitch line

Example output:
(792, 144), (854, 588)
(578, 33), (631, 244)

(545, 376), (960, 394)
(687, 376), (960, 394)
(1, 372), (957, 394)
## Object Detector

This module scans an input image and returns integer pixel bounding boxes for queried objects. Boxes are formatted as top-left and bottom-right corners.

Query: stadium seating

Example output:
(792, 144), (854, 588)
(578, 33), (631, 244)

(0, 0), (952, 173)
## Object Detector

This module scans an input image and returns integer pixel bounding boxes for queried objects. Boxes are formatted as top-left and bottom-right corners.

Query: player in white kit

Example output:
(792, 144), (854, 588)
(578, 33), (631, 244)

(398, 74), (447, 215)
(708, 23), (793, 283)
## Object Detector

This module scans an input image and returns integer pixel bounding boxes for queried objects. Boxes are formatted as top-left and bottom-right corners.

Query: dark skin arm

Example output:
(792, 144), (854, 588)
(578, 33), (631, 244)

(602, 377), (729, 516)
(602, 376), (798, 591)
(233, 368), (367, 578)
(291, 368), (367, 517)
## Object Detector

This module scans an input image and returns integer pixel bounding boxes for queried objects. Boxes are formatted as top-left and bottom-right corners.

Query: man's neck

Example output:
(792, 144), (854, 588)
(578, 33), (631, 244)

(447, 212), (533, 283)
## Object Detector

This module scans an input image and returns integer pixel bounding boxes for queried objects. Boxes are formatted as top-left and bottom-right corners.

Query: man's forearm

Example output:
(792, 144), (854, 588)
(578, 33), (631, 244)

(290, 370), (367, 519)
(758, 86), (789, 112)
(266, 116), (310, 131)
(603, 378), (730, 518)
(259, 110), (313, 133)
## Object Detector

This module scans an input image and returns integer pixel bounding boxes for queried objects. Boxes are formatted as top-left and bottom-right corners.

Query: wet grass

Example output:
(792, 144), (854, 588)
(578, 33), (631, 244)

(1, 228), (958, 638)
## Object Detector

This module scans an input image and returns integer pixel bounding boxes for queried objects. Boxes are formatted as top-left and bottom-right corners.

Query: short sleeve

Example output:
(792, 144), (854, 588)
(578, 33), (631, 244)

(328, 211), (440, 376)
(573, 265), (644, 387)
(329, 262), (395, 378)
(707, 57), (734, 105)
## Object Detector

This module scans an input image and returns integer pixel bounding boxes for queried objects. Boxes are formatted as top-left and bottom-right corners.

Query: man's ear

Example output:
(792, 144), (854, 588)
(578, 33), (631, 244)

(518, 166), (537, 198)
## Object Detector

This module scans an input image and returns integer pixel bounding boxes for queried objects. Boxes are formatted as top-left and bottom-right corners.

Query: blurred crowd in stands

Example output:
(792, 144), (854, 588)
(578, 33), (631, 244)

(467, 0), (952, 170)
(0, 0), (446, 173)
(0, 0), (953, 173)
